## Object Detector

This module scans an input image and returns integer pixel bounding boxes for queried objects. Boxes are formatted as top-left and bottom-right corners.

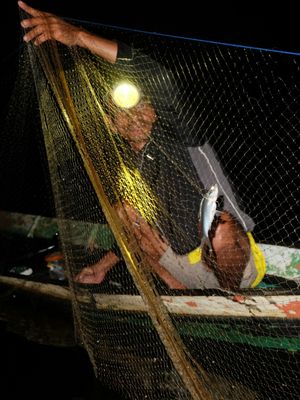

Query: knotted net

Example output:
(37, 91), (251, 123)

(1, 10), (299, 400)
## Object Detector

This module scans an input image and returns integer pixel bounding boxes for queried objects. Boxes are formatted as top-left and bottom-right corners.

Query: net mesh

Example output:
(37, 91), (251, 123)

(1, 11), (300, 400)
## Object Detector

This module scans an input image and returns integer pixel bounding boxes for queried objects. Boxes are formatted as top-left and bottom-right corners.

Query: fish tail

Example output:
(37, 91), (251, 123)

(201, 235), (212, 250)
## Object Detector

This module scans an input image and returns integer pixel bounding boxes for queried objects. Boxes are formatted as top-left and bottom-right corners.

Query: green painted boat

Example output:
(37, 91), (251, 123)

(0, 210), (299, 352)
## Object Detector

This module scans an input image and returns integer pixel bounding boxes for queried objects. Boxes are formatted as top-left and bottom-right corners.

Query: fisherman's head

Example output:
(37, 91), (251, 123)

(202, 211), (250, 290)
(106, 81), (157, 150)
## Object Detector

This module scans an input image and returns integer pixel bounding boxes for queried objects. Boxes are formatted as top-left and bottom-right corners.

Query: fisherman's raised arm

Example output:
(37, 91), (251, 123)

(18, 1), (118, 63)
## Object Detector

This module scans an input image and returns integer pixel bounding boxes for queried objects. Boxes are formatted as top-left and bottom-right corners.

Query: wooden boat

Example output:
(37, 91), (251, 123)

(1, 271), (299, 353)
(0, 210), (299, 352)
(1, 209), (299, 400)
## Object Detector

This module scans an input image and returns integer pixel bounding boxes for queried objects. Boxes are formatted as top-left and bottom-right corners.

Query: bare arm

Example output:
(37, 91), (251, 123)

(115, 202), (186, 289)
(18, 1), (118, 63)
(75, 250), (120, 284)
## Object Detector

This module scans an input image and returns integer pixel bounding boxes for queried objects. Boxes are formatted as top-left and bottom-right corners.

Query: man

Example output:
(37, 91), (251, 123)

(19, 1), (265, 290)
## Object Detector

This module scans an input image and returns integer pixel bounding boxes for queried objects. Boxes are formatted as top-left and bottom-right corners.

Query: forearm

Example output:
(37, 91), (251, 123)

(77, 30), (118, 63)
(100, 250), (121, 271)
(147, 257), (186, 289)
(106, 248), (185, 289)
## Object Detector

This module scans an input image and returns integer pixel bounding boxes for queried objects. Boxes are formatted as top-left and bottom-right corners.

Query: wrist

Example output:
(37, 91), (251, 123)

(105, 251), (121, 269)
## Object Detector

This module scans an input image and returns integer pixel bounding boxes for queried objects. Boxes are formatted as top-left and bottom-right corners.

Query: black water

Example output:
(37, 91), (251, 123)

(0, 323), (124, 400)
(2, 324), (299, 400)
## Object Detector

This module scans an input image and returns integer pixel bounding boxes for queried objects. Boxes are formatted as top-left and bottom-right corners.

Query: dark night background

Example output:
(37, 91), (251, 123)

(1, 0), (299, 218)
(0, 1), (299, 399)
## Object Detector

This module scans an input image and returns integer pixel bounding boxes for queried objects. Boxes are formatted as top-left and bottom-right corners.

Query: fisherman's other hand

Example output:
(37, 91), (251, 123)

(74, 251), (120, 284)
(74, 264), (106, 284)
(203, 211), (250, 290)
(116, 202), (168, 261)
(19, 1), (84, 47)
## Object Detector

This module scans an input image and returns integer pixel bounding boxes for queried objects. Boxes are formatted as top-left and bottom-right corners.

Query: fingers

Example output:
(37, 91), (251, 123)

(19, 2), (60, 46)
(21, 16), (51, 29)
(20, 14), (53, 45)
(23, 24), (47, 43)
(116, 201), (168, 258)
(136, 222), (168, 259)
(18, 1), (51, 17)
(33, 32), (50, 46)
(74, 266), (93, 282)
(75, 266), (105, 284)
(76, 274), (96, 284)
(18, 1), (40, 16)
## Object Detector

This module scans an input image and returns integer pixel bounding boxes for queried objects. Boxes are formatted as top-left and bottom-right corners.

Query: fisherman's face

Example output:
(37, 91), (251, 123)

(113, 101), (157, 147)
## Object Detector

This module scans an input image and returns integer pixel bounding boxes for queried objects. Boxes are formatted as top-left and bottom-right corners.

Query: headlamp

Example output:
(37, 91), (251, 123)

(111, 81), (141, 109)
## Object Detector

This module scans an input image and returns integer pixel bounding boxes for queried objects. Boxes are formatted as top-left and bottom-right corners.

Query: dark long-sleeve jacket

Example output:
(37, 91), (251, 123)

(111, 43), (206, 254)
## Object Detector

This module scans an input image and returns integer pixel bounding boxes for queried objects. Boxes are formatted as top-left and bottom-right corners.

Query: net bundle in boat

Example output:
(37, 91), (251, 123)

(2, 11), (300, 400)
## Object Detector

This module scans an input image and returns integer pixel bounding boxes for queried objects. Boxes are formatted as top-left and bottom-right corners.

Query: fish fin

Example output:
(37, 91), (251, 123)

(206, 238), (213, 252)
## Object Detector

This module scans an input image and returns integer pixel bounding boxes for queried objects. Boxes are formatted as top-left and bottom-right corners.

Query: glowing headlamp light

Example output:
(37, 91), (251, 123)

(111, 81), (141, 109)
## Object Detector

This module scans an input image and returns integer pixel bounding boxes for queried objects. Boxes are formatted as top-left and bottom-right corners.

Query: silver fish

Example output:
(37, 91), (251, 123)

(199, 184), (218, 248)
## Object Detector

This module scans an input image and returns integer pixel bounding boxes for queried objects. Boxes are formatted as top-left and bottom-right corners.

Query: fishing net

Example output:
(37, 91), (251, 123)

(1, 9), (299, 400)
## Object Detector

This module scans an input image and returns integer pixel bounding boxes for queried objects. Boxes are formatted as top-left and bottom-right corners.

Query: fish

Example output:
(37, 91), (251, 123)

(199, 184), (218, 248)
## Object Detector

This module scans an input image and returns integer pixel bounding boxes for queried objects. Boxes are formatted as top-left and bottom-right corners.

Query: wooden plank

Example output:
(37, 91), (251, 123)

(1, 275), (299, 319)
(0, 275), (71, 300)
(90, 293), (300, 319)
